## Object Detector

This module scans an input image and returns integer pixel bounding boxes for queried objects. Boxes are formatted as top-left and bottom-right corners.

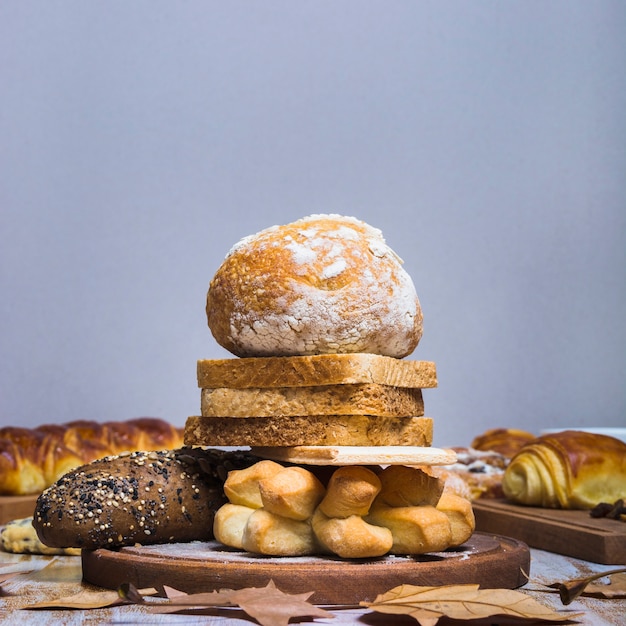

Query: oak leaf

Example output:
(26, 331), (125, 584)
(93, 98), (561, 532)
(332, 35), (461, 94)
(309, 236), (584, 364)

(152, 580), (333, 626)
(361, 583), (582, 626)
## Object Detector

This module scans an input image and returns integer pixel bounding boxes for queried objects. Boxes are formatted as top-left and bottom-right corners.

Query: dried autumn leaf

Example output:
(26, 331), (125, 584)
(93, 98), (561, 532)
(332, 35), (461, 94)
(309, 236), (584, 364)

(547, 567), (626, 604)
(118, 582), (149, 604)
(1, 564), (42, 596)
(151, 586), (231, 612)
(25, 586), (157, 610)
(0, 572), (21, 585)
(152, 580), (333, 626)
(226, 581), (332, 626)
(362, 583), (582, 626)
(0, 571), (22, 595)
(585, 572), (626, 599)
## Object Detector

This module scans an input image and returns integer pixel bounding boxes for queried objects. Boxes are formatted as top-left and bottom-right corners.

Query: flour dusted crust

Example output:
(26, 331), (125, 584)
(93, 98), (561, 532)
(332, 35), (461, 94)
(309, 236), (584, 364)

(206, 214), (423, 358)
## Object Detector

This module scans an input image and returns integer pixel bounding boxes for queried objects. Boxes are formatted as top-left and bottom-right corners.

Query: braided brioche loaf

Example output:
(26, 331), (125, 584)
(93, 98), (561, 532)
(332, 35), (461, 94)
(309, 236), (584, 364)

(0, 418), (183, 495)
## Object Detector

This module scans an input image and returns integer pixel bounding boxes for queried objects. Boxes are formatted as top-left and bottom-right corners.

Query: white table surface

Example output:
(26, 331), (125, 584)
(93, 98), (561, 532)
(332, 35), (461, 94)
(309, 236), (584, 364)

(1, 543), (625, 625)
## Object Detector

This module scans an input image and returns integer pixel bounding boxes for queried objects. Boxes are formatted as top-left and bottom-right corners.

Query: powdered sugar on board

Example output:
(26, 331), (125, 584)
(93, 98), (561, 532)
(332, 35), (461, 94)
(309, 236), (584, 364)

(111, 538), (481, 565)
(250, 445), (457, 466)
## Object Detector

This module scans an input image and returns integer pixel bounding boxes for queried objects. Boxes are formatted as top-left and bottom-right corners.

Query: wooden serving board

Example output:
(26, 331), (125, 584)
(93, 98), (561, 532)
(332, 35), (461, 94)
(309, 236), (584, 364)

(0, 495), (38, 525)
(473, 499), (626, 564)
(82, 532), (529, 604)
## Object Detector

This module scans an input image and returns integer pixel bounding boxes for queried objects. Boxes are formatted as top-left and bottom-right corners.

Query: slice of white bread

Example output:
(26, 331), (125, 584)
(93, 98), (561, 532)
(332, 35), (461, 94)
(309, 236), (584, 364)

(197, 354), (437, 389)
(184, 415), (433, 447)
(200, 384), (424, 418)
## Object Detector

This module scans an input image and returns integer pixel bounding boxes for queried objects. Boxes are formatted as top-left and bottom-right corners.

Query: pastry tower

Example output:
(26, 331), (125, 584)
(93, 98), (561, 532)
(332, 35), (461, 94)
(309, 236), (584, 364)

(184, 215), (473, 557)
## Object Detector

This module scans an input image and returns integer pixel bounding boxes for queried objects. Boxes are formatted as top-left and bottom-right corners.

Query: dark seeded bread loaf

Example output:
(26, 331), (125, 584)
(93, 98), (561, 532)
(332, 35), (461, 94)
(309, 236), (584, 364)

(33, 447), (258, 549)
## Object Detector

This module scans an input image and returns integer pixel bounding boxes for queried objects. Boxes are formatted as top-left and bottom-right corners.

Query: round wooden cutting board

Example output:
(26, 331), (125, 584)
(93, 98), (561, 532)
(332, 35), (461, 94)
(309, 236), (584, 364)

(82, 532), (529, 604)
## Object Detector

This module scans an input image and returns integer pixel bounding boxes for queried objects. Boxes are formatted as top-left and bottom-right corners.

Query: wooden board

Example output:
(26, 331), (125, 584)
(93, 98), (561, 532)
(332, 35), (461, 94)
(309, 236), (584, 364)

(0, 495), (38, 525)
(82, 532), (529, 604)
(473, 499), (626, 564)
(251, 445), (457, 466)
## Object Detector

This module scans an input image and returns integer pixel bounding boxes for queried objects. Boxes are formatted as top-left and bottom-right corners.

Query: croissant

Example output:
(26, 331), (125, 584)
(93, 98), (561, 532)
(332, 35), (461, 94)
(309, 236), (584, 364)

(0, 418), (184, 495)
(502, 430), (626, 509)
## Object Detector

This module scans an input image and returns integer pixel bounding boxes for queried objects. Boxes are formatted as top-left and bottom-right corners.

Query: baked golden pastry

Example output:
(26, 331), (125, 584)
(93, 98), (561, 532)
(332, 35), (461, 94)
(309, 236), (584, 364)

(431, 447), (509, 500)
(366, 505), (453, 554)
(311, 509), (393, 558)
(376, 465), (444, 507)
(0, 418), (184, 495)
(222, 460), (284, 508)
(435, 493), (475, 545)
(213, 460), (475, 557)
(206, 214), (423, 358)
(317, 466), (381, 518)
(258, 466), (326, 520)
(471, 428), (536, 458)
(242, 509), (316, 556)
(502, 430), (626, 509)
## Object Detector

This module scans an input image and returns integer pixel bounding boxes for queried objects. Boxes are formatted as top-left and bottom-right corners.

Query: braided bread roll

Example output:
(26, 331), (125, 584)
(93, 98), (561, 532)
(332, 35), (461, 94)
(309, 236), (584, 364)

(0, 418), (184, 495)
(502, 430), (626, 509)
(470, 428), (536, 458)
(0, 429), (84, 495)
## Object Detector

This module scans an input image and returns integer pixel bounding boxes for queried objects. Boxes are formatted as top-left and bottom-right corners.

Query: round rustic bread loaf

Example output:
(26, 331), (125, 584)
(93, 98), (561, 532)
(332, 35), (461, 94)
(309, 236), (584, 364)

(206, 214), (423, 357)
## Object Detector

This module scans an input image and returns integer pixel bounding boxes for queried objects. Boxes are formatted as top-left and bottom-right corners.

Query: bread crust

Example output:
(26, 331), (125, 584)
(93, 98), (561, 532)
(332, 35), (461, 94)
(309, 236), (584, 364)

(366, 504), (452, 554)
(376, 465), (444, 507)
(318, 466), (381, 518)
(33, 448), (258, 549)
(206, 215), (423, 358)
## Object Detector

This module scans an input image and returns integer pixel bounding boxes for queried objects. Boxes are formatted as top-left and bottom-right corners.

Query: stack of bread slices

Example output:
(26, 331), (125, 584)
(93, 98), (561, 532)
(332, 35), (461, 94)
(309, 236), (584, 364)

(186, 353), (441, 455)
(183, 214), (473, 558)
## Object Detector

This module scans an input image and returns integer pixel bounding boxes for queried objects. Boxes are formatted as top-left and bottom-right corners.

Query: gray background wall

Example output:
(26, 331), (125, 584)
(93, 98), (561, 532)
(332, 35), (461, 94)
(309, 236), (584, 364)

(1, 1), (624, 447)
